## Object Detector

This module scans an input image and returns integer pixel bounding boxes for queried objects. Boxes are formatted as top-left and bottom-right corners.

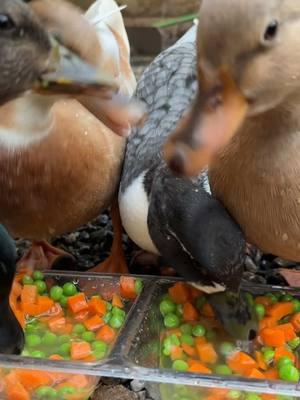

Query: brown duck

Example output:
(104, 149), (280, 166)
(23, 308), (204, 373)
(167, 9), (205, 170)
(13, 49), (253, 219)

(165, 0), (300, 263)
(0, 0), (137, 273)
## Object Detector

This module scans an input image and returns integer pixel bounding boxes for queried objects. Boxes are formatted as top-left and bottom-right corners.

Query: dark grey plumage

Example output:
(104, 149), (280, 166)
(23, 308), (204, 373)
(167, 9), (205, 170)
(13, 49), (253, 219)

(120, 40), (210, 194)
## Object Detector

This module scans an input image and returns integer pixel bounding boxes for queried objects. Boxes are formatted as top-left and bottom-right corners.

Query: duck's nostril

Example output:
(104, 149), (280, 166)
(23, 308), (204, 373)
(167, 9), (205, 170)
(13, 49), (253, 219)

(248, 329), (257, 341)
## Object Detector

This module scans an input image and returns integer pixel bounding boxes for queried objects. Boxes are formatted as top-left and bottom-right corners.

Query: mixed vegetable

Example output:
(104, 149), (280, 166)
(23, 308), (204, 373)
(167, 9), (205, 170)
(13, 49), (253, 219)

(1, 273), (142, 400)
(160, 282), (300, 400)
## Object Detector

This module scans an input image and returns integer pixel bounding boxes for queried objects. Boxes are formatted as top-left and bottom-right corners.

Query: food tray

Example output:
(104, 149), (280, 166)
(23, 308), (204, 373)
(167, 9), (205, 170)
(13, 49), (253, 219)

(1, 272), (300, 399)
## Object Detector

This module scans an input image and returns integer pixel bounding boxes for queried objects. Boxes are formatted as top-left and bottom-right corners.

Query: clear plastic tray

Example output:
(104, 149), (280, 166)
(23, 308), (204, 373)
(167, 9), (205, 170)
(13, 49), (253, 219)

(1, 272), (300, 399)
(0, 271), (146, 400)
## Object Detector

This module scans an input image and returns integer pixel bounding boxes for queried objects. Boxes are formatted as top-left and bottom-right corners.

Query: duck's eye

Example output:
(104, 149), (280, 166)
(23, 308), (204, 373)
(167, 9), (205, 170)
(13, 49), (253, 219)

(0, 14), (15, 30)
(264, 20), (278, 41)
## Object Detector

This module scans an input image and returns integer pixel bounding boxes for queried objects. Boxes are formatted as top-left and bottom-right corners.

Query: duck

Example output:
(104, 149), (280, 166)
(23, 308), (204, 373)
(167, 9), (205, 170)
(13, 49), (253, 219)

(0, 0), (119, 356)
(119, 26), (258, 340)
(0, 225), (24, 355)
(164, 0), (300, 265)
(0, 0), (137, 274)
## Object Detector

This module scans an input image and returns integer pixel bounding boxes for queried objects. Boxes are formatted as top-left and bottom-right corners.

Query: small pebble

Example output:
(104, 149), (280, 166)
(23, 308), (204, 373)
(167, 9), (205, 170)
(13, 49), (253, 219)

(130, 380), (145, 392)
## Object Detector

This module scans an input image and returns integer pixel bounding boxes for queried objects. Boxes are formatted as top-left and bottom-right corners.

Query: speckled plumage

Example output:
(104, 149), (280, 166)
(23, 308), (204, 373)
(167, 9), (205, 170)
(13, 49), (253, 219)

(120, 36), (210, 195)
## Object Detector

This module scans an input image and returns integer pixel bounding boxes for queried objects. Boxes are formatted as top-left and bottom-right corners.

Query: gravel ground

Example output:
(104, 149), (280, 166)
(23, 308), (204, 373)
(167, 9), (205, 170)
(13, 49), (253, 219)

(15, 58), (300, 400)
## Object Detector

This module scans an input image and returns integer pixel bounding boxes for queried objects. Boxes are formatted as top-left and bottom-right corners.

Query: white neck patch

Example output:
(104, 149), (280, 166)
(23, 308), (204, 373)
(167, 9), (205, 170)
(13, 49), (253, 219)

(0, 93), (54, 150)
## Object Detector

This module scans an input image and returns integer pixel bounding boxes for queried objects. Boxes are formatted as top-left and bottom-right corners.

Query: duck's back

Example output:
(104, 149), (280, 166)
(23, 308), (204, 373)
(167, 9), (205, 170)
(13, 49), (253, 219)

(120, 28), (198, 192)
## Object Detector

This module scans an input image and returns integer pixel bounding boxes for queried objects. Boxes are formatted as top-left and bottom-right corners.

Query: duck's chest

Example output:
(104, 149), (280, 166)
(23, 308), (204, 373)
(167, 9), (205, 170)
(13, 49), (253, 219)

(0, 101), (124, 238)
(209, 133), (300, 261)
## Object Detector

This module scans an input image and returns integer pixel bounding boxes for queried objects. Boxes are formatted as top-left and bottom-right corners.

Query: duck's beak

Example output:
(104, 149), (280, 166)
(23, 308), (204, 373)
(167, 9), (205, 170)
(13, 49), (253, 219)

(164, 67), (248, 176)
(35, 40), (118, 98)
(208, 290), (259, 341)
(34, 40), (145, 136)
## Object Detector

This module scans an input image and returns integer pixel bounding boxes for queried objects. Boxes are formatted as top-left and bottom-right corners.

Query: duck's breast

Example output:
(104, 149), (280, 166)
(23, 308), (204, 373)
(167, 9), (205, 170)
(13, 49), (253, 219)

(0, 100), (125, 239)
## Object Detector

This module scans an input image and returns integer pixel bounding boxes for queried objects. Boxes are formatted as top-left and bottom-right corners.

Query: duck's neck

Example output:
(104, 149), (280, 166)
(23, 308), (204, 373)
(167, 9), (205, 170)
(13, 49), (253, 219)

(221, 99), (300, 169)
(0, 93), (56, 150)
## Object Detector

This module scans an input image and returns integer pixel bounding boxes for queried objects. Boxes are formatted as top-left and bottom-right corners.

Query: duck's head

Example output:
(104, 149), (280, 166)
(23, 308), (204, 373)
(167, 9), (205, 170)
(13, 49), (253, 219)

(0, 225), (24, 355)
(165, 0), (299, 175)
(0, 0), (132, 129)
(0, 0), (53, 105)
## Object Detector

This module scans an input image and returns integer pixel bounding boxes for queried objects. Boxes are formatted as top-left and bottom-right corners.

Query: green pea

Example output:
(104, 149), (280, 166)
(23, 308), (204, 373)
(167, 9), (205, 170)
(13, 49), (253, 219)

(42, 332), (57, 346)
(31, 350), (46, 358)
(25, 324), (37, 334)
(32, 271), (45, 281)
(172, 360), (189, 371)
(58, 335), (71, 344)
(37, 322), (47, 333)
(163, 334), (180, 354)
(109, 315), (124, 329)
(219, 342), (235, 357)
(59, 343), (71, 357)
(22, 275), (34, 285)
(93, 349), (107, 359)
(281, 294), (294, 302)
(195, 296), (206, 310)
(57, 386), (76, 399)
(92, 340), (108, 353)
(288, 337), (300, 350)
(227, 390), (242, 399)
(261, 346), (273, 353)
(255, 303), (265, 320)
(162, 347), (171, 356)
(244, 394), (261, 400)
(62, 282), (77, 297)
(180, 334), (194, 346)
(82, 331), (96, 342)
(206, 329), (217, 341)
(34, 280), (47, 295)
(192, 325), (206, 337)
(279, 364), (300, 382)
(103, 312), (112, 323)
(277, 356), (294, 369)
(112, 307), (126, 318)
(176, 304), (183, 316)
(134, 278), (143, 295)
(72, 323), (86, 335)
(164, 313), (180, 329)
(26, 334), (42, 348)
(293, 299), (300, 313)
(180, 324), (193, 335)
(266, 293), (278, 304)
(215, 364), (232, 376)
(263, 349), (275, 363)
(106, 302), (112, 311)
(59, 295), (68, 308)
(160, 299), (176, 316)
(21, 349), (30, 357)
(35, 386), (57, 399)
(50, 286), (63, 301)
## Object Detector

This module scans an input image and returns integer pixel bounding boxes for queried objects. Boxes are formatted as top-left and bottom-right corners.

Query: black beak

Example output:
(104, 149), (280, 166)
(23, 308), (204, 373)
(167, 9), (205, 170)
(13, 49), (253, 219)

(208, 290), (259, 341)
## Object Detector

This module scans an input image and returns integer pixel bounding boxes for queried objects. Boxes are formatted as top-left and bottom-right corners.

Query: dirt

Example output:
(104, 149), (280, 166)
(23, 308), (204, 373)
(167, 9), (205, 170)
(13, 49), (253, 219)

(92, 384), (138, 400)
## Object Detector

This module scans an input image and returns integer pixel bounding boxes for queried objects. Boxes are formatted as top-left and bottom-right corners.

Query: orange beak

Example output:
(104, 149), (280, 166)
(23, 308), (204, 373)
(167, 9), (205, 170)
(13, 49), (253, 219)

(164, 67), (248, 176)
